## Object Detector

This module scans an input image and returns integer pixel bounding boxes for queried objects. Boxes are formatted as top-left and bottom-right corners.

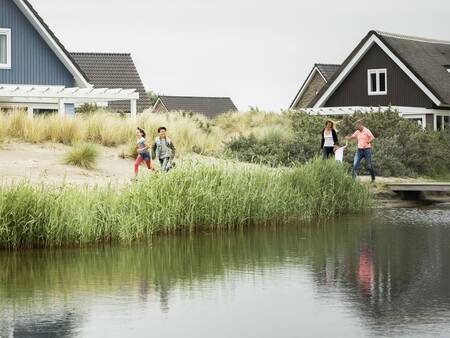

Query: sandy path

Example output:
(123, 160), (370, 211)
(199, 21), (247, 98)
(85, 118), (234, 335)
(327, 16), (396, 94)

(0, 141), (438, 188)
(0, 141), (140, 186)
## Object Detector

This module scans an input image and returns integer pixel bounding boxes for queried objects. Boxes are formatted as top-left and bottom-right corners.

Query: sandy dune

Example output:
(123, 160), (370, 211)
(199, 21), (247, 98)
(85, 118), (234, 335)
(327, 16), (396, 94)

(0, 141), (138, 186)
(0, 141), (435, 188)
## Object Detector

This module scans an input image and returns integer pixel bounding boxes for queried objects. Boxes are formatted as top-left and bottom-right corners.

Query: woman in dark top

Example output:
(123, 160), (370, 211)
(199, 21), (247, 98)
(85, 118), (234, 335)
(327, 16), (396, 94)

(321, 120), (339, 159)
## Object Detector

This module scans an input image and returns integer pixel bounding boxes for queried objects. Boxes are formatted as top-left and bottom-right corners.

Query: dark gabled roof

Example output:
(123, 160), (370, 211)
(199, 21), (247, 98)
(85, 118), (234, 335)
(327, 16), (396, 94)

(315, 64), (341, 81)
(310, 30), (450, 107)
(21, 0), (90, 86)
(71, 52), (151, 112)
(289, 63), (340, 109)
(156, 96), (238, 118)
(376, 31), (450, 105)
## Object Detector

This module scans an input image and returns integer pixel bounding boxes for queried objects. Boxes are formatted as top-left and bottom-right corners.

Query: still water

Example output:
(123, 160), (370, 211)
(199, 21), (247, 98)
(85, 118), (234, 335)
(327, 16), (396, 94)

(1, 206), (450, 338)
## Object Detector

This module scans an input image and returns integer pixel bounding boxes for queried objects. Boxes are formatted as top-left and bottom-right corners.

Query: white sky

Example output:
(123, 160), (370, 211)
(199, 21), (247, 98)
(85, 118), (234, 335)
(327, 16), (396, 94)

(31, 0), (450, 111)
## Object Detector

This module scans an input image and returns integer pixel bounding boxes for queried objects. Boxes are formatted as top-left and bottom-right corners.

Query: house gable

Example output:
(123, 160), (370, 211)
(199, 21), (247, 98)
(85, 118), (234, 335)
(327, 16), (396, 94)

(312, 32), (443, 109)
(0, 0), (88, 87)
(325, 43), (434, 109)
(291, 69), (327, 109)
(152, 99), (168, 113)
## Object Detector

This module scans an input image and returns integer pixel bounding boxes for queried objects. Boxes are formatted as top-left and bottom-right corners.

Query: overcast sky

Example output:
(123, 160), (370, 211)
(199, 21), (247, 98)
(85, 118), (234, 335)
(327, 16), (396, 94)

(32, 0), (450, 111)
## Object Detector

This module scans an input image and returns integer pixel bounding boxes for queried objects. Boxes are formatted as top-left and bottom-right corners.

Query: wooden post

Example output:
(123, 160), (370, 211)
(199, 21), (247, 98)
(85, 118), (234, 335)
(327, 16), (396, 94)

(58, 99), (65, 116)
(27, 106), (34, 119)
(130, 99), (137, 119)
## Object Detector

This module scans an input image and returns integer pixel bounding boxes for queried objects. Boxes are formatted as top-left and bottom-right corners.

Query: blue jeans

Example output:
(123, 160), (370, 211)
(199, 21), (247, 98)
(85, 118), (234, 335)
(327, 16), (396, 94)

(159, 158), (172, 172)
(352, 148), (375, 181)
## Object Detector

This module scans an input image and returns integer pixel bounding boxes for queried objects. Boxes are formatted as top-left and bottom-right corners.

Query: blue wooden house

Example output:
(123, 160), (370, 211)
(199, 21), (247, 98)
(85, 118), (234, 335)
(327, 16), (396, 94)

(0, 0), (150, 117)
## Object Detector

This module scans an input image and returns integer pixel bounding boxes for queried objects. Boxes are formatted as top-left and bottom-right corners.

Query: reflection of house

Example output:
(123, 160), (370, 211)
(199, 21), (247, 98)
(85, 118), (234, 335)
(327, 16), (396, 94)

(0, 310), (79, 338)
(290, 31), (450, 130)
(0, 0), (149, 116)
(153, 96), (238, 119)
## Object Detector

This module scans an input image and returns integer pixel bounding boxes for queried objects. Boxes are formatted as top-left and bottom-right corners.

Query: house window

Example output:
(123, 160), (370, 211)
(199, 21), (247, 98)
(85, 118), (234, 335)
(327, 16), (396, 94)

(0, 28), (11, 69)
(367, 69), (387, 95)
(404, 115), (425, 129)
(436, 115), (450, 131)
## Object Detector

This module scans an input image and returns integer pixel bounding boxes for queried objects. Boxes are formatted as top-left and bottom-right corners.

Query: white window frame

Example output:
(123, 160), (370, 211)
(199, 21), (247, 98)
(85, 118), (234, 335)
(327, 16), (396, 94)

(0, 28), (11, 69)
(367, 69), (387, 96)
(402, 114), (426, 129)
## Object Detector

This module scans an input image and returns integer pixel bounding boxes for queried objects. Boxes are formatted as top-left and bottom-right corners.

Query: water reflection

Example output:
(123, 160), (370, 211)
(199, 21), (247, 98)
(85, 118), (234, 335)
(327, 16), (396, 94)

(1, 207), (450, 337)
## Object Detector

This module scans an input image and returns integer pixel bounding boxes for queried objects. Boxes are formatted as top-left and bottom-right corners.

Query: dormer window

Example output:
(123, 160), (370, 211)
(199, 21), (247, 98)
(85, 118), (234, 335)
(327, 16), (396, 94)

(367, 69), (387, 95)
(0, 28), (11, 69)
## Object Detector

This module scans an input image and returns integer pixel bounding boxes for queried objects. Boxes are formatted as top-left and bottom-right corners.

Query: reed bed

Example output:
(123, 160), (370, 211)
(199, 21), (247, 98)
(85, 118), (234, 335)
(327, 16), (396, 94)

(0, 160), (370, 249)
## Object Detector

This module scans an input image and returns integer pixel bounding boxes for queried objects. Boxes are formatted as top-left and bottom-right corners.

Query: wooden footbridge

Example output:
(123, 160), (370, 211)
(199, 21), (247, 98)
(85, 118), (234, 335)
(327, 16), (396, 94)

(386, 183), (450, 200)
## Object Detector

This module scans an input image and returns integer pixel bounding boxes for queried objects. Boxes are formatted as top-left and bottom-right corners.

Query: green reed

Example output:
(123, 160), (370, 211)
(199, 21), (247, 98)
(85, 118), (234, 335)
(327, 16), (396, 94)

(0, 159), (370, 249)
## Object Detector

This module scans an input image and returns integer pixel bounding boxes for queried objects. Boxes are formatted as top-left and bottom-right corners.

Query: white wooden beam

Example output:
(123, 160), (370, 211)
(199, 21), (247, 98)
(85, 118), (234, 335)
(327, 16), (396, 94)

(58, 100), (65, 116)
(130, 99), (137, 119)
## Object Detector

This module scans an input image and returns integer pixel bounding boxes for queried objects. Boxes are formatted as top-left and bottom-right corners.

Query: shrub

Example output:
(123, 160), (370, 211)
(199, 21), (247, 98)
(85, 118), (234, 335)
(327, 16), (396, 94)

(63, 143), (99, 169)
(226, 108), (450, 178)
(225, 111), (329, 167)
(339, 109), (450, 177)
(77, 103), (99, 114)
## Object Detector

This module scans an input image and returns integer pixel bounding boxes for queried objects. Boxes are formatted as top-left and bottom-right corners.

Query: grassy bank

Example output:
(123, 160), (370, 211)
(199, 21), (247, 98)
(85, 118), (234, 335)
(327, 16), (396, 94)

(0, 160), (370, 249)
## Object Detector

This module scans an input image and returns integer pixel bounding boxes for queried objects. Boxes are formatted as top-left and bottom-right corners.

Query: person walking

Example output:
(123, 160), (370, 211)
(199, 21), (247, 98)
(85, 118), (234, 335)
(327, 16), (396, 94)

(134, 127), (154, 176)
(345, 120), (376, 182)
(152, 127), (176, 172)
(321, 120), (339, 159)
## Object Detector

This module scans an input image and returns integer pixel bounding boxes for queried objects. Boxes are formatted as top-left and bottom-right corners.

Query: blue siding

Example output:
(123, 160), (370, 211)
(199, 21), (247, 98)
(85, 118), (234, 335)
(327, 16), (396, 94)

(0, 0), (74, 86)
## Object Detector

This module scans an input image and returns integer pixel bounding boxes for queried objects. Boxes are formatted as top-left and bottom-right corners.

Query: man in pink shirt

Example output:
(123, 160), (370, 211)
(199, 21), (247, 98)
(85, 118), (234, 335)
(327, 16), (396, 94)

(345, 120), (376, 182)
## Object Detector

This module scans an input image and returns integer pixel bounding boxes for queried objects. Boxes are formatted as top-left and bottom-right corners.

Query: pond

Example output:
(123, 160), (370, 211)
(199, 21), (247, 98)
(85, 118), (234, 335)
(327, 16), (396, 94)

(1, 206), (450, 337)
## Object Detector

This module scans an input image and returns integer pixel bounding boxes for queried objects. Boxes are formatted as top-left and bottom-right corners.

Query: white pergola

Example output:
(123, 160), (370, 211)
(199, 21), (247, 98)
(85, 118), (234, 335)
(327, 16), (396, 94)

(0, 85), (140, 118)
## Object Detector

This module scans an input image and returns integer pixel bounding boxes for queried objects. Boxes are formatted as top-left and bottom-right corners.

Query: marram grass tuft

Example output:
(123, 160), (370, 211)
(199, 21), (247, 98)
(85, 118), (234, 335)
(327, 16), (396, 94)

(63, 143), (99, 169)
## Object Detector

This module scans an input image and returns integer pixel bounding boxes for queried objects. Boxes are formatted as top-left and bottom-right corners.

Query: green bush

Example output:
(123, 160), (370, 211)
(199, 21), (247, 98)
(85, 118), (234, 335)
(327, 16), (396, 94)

(77, 103), (99, 114)
(226, 109), (450, 177)
(63, 143), (99, 169)
(339, 110), (450, 177)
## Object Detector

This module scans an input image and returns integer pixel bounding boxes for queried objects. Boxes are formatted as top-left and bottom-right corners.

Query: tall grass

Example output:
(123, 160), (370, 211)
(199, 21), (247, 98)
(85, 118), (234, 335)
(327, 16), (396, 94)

(0, 110), (225, 153)
(0, 110), (291, 156)
(0, 160), (370, 249)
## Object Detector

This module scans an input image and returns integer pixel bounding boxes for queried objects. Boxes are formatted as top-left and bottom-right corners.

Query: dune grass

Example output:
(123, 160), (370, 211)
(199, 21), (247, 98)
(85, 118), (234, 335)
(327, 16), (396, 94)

(0, 109), (290, 156)
(0, 159), (370, 249)
(63, 143), (99, 169)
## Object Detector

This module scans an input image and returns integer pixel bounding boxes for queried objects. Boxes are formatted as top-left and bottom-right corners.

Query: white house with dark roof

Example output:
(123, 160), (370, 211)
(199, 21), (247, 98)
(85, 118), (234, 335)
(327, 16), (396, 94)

(153, 96), (238, 119)
(290, 31), (450, 130)
(0, 0), (150, 117)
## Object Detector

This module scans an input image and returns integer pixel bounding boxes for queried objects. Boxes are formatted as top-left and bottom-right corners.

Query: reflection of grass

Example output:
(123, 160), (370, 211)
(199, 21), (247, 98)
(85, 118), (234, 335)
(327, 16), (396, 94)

(0, 160), (370, 249)
(63, 143), (99, 169)
(0, 220), (361, 306)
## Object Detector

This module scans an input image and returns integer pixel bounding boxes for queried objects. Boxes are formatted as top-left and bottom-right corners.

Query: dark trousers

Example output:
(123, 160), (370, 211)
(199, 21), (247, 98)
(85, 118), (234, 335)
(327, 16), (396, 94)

(352, 148), (375, 181)
(322, 147), (334, 159)
(159, 158), (171, 172)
